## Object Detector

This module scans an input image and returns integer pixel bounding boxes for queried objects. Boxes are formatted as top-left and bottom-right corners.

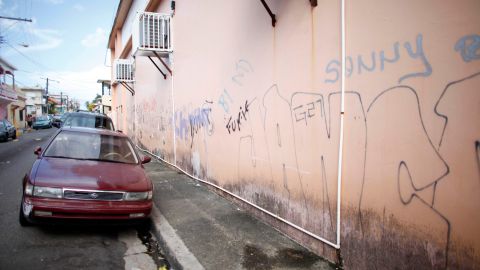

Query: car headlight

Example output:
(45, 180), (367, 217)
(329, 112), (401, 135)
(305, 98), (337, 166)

(25, 183), (34, 195)
(33, 186), (63, 199)
(124, 191), (152, 201)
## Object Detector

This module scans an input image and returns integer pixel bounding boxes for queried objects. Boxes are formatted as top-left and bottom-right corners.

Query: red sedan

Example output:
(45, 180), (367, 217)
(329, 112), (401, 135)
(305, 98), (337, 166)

(19, 127), (153, 225)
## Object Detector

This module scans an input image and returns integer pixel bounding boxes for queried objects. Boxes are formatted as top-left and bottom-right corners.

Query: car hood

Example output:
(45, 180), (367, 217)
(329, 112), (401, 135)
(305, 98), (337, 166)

(34, 120), (49, 124)
(33, 157), (151, 192)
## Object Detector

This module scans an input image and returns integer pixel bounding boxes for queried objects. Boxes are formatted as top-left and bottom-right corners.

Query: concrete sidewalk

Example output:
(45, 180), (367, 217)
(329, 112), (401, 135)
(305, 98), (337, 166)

(144, 158), (335, 270)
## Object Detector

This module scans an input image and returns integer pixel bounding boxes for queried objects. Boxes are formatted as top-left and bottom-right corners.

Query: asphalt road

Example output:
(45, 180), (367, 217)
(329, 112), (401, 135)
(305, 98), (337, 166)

(0, 128), (163, 270)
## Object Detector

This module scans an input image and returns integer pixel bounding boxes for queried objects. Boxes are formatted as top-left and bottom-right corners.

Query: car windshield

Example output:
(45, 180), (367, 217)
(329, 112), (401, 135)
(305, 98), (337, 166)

(36, 116), (49, 121)
(60, 114), (70, 121)
(63, 115), (114, 130)
(44, 131), (138, 164)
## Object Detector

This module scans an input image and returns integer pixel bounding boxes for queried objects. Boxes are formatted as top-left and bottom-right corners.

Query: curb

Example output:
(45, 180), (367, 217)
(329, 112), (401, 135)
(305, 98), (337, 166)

(149, 206), (205, 270)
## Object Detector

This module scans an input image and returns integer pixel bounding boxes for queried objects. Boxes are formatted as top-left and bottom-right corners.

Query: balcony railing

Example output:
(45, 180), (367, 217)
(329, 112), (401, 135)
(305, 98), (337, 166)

(133, 12), (172, 56)
(113, 59), (134, 83)
(0, 84), (18, 102)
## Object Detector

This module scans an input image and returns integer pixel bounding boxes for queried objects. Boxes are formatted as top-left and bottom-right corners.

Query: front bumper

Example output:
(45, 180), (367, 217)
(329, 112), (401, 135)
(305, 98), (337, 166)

(32, 124), (51, 129)
(23, 196), (152, 221)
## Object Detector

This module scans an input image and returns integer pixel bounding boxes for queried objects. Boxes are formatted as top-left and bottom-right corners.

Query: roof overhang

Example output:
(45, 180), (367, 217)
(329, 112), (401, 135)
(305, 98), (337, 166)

(107, 0), (133, 49)
(0, 57), (17, 73)
(107, 0), (164, 50)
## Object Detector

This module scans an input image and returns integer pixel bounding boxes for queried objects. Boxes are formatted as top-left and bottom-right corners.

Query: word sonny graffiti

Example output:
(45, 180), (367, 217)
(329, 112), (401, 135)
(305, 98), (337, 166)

(325, 33), (432, 84)
(226, 100), (252, 134)
(455, 34), (480, 62)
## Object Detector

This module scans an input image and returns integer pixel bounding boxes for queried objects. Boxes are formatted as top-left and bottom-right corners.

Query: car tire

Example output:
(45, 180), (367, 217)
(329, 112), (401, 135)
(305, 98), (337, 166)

(19, 199), (31, 227)
(12, 132), (16, 140)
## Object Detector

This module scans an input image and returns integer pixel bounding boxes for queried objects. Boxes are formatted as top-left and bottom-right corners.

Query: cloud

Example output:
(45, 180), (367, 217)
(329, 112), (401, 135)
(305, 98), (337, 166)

(28, 65), (110, 106)
(23, 28), (63, 52)
(81, 28), (106, 48)
(1, 16), (62, 53)
(45, 0), (63, 4)
(73, 4), (85, 12)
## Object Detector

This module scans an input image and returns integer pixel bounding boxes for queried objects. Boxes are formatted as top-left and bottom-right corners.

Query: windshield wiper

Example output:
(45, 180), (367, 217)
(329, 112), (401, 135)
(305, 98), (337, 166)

(82, 158), (126, 164)
(45, 155), (83, 160)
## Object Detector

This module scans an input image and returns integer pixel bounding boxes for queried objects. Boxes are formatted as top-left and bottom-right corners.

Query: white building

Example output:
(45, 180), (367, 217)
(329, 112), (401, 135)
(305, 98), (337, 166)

(21, 88), (45, 117)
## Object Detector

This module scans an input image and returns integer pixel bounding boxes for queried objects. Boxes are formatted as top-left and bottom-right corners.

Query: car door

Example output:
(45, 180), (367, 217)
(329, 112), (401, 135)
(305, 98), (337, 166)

(4, 121), (10, 136)
(6, 121), (13, 137)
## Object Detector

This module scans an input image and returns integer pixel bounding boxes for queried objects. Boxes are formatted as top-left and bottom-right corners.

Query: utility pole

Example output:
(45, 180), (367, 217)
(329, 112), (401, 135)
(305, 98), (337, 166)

(0, 16), (32, 22)
(0, 16), (32, 49)
(40, 78), (59, 114)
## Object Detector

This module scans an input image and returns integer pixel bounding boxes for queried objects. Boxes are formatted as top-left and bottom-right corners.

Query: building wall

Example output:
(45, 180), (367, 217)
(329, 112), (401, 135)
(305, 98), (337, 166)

(112, 0), (480, 268)
(23, 90), (44, 116)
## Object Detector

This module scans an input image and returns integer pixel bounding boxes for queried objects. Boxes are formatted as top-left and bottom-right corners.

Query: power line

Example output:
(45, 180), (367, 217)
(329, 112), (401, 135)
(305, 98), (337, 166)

(4, 41), (51, 70)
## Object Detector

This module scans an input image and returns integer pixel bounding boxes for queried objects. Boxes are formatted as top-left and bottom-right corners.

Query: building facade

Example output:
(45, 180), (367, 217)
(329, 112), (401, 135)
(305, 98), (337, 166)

(108, 1), (480, 268)
(22, 88), (45, 117)
(7, 89), (26, 130)
(0, 57), (18, 120)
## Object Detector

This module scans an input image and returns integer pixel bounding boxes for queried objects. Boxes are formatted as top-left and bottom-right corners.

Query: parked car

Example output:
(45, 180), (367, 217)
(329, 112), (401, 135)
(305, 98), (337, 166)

(19, 127), (153, 225)
(51, 115), (62, 128)
(54, 112), (72, 128)
(32, 115), (52, 130)
(0, 119), (16, 142)
(62, 112), (115, 130)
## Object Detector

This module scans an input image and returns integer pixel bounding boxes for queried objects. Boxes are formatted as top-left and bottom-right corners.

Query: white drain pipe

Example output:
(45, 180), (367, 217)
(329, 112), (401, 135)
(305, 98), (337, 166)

(335, 0), (346, 248)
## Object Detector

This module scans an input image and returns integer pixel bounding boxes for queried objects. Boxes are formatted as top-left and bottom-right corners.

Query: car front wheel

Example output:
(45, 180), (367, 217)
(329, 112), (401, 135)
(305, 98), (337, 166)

(19, 198), (31, 226)
(12, 132), (16, 140)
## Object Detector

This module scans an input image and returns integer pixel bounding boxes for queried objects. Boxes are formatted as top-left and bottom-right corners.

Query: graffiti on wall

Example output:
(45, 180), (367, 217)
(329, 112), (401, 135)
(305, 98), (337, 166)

(325, 34), (432, 84)
(226, 100), (252, 134)
(136, 31), (480, 269)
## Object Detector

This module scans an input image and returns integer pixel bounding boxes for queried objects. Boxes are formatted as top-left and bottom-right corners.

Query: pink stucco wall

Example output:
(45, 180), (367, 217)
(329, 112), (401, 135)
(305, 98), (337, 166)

(111, 0), (480, 268)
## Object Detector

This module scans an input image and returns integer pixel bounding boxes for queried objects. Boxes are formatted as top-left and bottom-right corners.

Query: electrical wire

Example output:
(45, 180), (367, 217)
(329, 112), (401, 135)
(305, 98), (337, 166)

(5, 41), (51, 70)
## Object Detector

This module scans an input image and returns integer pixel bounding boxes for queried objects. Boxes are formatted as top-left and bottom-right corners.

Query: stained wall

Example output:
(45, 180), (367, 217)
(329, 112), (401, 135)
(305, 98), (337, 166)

(113, 0), (480, 268)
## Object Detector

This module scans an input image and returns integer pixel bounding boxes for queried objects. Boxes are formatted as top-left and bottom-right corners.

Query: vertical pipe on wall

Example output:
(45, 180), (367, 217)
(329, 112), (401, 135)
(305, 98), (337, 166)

(335, 0), (346, 248)
(170, 17), (176, 165)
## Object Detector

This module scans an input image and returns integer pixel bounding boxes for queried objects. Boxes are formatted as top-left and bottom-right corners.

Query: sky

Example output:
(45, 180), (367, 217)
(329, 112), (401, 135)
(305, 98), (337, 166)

(0, 0), (119, 108)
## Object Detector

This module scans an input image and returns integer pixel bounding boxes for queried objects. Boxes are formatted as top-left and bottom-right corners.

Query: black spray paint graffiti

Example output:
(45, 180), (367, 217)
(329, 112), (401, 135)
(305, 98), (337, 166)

(325, 33), (432, 84)
(364, 85), (451, 268)
(292, 97), (324, 126)
(434, 72), (480, 150)
(236, 78), (480, 268)
(476, 141), (480, 178)
(226, 100), (252, 134)
(262, 85), (310, 222)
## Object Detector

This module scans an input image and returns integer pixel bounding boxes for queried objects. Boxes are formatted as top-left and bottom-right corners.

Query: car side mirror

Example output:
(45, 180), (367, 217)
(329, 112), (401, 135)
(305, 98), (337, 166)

(34, 146), (42, 156)
(141, 156), (151, 164)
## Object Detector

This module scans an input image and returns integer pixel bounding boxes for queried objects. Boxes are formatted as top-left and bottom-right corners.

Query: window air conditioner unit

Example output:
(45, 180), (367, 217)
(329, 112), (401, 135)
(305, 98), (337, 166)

(113, 59), (134, 83)
(132, 12), (172, 57)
